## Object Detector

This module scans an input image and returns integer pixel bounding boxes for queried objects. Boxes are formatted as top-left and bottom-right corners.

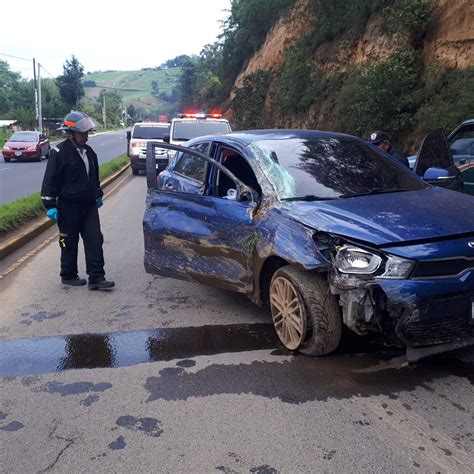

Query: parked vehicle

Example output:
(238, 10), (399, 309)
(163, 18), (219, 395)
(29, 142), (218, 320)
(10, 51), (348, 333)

(408, 119), (474, 195)
(143, 129), (474, 360)
(2, 131), (50, 162)
(127, 122), (170, 175)
(163, 113), (231, 160)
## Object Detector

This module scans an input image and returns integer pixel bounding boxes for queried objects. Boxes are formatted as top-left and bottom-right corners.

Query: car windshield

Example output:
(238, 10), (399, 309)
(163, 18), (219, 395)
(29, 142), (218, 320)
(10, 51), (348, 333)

(250, 136), (427, 200)
(132, 125), (169, 139)
(172, 121), (230, 141)
(9, 132), (38, 142)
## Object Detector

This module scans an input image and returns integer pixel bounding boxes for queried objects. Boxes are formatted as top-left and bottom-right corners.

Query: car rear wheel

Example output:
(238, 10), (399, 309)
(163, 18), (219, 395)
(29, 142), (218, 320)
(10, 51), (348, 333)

(269, 266), (341, 356)
(132, 168), (139, 176)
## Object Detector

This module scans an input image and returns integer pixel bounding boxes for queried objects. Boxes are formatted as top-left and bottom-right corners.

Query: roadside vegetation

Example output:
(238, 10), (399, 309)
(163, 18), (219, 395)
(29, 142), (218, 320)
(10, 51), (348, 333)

(0, 55), (183, 133)
(0, 127), (12, 148)
(0, 154), (129, 236)
(177, 0), (472, 148)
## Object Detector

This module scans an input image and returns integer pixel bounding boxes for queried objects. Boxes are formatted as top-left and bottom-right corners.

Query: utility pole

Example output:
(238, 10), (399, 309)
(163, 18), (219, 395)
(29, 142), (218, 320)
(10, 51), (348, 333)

(33, 58), (39, 131)
(102, 93), (107, 129)
(37, 63), (43, 133)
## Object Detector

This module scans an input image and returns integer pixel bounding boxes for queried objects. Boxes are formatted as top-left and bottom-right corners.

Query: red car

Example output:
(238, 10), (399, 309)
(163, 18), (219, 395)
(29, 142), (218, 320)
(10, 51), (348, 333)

(2, 131), (50, 162)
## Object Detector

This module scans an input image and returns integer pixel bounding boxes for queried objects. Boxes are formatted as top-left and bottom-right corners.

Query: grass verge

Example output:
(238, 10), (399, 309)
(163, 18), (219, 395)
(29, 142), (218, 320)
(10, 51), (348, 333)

(0, 153), (129, 236)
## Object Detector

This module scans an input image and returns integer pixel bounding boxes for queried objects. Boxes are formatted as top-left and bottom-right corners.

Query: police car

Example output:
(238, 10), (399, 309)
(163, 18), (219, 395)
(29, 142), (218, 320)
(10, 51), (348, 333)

(164, 113), (232, 158)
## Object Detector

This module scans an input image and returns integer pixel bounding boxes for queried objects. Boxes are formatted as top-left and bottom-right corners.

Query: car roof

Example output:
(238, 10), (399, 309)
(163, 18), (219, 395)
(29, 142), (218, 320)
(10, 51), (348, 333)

(186, 129), (357, 147)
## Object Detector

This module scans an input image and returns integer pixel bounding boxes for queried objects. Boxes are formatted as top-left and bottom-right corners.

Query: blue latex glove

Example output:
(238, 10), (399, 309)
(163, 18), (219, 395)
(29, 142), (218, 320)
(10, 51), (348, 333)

(47, 208), (58, 221)
(96, 197), (103, 208)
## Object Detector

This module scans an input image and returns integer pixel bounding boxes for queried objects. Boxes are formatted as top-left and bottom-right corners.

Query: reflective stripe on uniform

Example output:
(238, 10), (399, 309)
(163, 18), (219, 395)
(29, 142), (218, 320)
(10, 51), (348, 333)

(52, 146), (60, 152)
(41, 196), (56, 200)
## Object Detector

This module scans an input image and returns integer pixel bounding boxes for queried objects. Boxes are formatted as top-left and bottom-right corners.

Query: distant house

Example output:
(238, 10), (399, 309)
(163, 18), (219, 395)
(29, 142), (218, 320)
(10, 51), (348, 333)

(0, 120), (20, 131)
(43, 118), (64, 137)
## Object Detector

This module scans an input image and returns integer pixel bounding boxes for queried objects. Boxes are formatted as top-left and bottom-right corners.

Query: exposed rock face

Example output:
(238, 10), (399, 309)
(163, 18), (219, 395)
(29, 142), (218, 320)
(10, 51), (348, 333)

(423, 0), (474, 69)
(230, 0), (473, 131)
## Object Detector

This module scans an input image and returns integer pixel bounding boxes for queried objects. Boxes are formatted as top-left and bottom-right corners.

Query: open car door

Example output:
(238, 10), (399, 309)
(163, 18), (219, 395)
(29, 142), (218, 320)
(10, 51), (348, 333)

(413, 128), (463, 193)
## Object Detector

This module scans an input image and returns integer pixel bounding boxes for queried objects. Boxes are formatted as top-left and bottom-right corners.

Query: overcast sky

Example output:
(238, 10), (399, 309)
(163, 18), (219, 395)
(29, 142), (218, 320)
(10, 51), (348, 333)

(1, 0), (231, 79)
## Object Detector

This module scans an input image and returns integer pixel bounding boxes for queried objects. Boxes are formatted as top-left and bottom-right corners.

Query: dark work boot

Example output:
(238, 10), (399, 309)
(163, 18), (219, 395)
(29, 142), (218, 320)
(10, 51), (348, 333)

(88, 279), (115, 291)
(62, 277), (87, 286)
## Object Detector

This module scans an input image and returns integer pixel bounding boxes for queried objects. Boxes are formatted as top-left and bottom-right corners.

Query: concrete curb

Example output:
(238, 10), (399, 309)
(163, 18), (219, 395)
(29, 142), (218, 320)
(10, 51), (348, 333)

(0, 162), (131, 261)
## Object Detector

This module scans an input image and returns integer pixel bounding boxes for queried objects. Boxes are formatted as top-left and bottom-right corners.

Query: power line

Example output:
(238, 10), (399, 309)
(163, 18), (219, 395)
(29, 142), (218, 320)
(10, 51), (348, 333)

(0, 51), (31, 61)
(40, 65), (56, 79)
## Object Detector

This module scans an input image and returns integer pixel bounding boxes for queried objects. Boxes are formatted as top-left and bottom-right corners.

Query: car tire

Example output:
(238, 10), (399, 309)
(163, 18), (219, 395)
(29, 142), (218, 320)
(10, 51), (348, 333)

(45, 147), (50, 159)
(132, 168), (139, 176)
(3, 157), (10, 162)
(269, 266), (341, 356)
(35, 151), (42, 162)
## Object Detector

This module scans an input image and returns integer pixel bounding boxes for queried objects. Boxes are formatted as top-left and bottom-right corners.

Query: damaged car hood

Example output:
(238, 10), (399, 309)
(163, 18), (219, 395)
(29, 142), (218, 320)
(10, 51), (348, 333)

(281, 186), (474, 246)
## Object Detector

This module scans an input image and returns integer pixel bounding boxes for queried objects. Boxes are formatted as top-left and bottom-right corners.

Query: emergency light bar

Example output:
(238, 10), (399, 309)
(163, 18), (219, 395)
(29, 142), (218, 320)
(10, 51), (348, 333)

(177, 112), (223, 119)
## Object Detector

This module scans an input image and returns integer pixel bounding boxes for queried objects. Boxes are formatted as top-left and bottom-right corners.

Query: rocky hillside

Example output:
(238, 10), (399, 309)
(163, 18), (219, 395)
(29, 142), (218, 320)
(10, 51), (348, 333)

(227, 0), (474, 151)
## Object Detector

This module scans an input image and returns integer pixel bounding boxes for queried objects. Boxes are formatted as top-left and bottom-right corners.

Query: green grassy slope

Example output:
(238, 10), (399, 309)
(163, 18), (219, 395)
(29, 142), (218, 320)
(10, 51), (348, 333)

(82, 68), (181, 116)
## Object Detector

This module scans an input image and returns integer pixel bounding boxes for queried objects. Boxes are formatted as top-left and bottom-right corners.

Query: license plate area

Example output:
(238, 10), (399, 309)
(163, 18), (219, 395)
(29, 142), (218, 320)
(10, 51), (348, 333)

(15, 151), (22, 156)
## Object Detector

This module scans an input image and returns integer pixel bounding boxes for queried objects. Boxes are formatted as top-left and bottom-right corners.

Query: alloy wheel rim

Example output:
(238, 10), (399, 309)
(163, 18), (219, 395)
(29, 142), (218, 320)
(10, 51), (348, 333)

(270, 276), (306, 350)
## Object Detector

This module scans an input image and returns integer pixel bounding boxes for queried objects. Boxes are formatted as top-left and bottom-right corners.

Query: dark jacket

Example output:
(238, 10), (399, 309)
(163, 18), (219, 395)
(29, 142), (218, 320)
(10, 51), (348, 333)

(41, 139), (103, 209)
(387, 144), (409, 167)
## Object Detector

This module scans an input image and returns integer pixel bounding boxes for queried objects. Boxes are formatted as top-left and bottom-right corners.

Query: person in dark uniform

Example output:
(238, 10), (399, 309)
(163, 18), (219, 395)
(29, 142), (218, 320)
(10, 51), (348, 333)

(368, 130), (409, 167)
(41, 110), (115, 290)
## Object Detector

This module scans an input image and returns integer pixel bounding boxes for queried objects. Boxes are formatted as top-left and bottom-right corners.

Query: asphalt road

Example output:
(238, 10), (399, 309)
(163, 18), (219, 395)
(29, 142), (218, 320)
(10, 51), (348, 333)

(0, 172), (473, 473)
(0, 130), (128, 205)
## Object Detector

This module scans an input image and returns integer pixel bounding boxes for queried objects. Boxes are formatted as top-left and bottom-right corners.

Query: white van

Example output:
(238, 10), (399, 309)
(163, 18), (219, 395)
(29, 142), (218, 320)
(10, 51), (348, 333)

(128, 122), (170, 175)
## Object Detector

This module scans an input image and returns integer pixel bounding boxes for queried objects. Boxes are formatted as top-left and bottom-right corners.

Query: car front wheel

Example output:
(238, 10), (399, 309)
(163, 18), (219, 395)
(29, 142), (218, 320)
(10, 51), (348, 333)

(132, 168), (139, 176)
(269, 266), (341, 356)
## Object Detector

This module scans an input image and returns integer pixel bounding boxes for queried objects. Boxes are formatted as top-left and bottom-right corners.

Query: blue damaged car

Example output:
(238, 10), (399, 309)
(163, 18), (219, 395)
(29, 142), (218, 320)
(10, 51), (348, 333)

(143, 129), (474, 360)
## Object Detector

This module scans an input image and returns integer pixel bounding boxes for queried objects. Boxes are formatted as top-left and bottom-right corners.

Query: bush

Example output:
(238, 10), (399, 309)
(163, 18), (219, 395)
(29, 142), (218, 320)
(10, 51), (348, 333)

(415, 67), (474, 134)
(274, 47), (342, 113)
(231, 71), (274, 129)
(306, 0), (392, 49)
(384, 0), (436, 41)
(336, 52), (420, 135)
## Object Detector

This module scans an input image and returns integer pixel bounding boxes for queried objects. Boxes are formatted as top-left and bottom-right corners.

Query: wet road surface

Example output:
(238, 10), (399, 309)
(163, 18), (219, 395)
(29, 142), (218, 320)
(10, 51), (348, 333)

(1, 172), (473, 473)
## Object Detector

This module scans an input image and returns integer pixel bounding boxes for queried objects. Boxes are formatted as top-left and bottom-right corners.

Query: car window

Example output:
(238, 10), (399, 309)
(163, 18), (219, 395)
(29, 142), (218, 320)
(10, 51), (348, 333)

(132, 124), (169, 139)
(251, 137), (426, 199)
(172, 121), (230, 141)
(449, 125), (474, 156)
(9, 132), (38, 142)
(214, 147), (262, 198)
(174, 150), (207, 183)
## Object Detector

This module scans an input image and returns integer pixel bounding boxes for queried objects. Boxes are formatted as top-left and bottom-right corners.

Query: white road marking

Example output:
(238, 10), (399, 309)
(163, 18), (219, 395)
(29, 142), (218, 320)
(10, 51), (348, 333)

(0, 168), (9, 171)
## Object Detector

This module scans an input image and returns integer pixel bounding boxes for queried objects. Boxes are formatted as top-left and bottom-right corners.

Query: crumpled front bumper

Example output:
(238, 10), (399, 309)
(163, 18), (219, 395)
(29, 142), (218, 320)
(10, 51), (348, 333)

(377, 272), (474, 348)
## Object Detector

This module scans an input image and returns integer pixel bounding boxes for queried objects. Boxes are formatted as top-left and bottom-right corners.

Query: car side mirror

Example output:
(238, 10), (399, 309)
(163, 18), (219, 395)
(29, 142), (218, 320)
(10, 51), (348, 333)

(163, 134), (170, 143)
(423, 167), (455, 181)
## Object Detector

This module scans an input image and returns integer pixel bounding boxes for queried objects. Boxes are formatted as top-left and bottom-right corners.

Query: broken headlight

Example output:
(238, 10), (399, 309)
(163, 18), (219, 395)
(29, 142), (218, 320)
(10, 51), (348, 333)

(380, 255), (414, 279)
(334, 246), (382, 274)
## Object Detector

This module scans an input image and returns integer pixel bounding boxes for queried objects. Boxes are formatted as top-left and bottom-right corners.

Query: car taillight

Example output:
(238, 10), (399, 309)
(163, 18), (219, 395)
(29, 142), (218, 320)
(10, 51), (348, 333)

(131, 142), (145, 147)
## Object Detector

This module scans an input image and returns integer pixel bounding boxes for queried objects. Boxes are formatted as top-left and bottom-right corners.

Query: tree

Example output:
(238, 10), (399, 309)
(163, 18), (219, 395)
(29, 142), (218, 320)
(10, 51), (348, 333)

(56, 56), (85, 110)
(151, 80), (159, 97)
(0, 60), (21, 116)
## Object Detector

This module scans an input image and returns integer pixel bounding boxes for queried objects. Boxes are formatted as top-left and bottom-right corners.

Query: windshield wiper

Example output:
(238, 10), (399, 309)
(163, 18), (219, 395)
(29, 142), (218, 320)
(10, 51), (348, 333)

(339, 188), (418, 198)
(282, 195), (336, 202)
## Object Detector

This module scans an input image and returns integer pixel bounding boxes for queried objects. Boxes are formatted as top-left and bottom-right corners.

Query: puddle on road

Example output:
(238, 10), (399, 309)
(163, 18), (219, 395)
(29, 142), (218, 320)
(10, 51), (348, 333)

(0, 323), (280, 377)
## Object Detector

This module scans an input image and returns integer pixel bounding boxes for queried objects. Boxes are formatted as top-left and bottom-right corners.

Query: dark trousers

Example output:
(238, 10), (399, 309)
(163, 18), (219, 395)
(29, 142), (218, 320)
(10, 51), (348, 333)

(57, 200), (105, 283)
